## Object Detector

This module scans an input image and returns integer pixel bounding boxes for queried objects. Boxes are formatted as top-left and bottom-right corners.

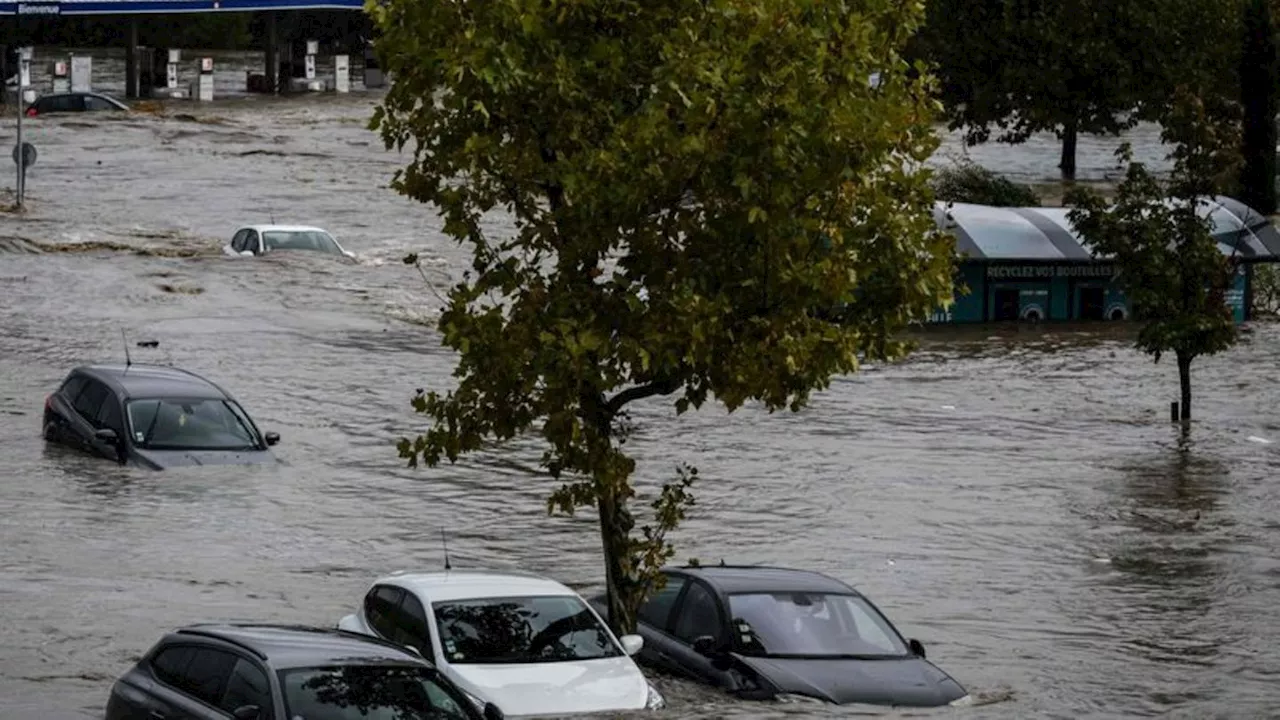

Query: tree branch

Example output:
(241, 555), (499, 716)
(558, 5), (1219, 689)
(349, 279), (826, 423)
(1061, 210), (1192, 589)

(605, 377), (681, 415)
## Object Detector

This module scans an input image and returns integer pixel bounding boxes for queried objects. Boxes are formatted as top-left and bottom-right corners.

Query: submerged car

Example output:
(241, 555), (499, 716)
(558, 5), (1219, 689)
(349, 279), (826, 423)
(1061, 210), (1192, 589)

(338, 570), (666, 717)
(25, 90), (129, 117)
(104, 623), (504, 720)
(591, 564), (969, 708)
(42, 363), (280, 469)
(223, 224), (357, 260)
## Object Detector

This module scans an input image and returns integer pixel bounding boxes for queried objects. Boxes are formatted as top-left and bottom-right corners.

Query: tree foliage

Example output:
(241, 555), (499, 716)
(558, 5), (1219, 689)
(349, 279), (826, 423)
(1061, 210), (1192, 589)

(915, 0), (1242, 179)
(369, 0), (955, 633)
(1066, 90), (1243, 420)
(931, 161), (1040, 207)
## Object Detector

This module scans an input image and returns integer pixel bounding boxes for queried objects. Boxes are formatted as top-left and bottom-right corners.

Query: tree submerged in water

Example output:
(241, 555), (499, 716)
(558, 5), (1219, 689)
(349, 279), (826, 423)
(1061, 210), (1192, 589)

(1066, 91), (1243, 422)
(368, 0), (955, 633)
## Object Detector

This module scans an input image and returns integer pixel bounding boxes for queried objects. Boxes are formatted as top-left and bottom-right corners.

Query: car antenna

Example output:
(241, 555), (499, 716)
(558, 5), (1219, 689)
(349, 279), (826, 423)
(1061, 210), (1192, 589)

(441, 530), (452, 571)
(121, 329), (132, 372)
(269, 209), (276, 224)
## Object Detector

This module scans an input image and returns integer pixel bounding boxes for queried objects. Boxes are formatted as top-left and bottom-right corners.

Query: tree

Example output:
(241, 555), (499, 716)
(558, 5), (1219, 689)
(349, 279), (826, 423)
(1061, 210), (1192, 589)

(368, 0), (956, 634)
(915, 0), (1241, 180)
(1238, 0), (1278, 214)
(931, 161), (1040, 207)
(1065, 91), (1243, 421)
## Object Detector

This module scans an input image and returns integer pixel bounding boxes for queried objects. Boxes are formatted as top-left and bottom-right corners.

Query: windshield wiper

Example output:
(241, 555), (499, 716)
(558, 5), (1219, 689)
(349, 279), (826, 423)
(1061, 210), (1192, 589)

(141, 404), (162, 447)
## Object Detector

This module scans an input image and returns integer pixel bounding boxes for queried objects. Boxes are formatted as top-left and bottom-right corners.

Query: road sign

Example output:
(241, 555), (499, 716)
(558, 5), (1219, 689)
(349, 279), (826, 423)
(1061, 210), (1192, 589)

(13, 142), (36, 168)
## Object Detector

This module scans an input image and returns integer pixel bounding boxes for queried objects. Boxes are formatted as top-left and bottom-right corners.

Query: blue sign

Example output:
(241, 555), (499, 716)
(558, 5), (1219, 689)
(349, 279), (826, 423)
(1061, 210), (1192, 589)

(16, 1), (59, 13)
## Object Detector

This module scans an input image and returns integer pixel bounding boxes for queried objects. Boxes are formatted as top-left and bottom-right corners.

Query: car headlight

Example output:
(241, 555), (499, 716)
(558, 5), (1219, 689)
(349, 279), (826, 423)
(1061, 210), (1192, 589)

(774, 693), (827, 705)
(949, 694), (974, 707)
(645, 682), (666, 710)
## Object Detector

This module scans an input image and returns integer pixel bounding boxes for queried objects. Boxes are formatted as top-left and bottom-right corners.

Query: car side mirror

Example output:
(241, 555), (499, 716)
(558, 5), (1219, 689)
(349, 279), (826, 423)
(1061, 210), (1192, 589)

(909, 638), (926, 658)
(264, 431), (280, 446)
(482, 702), (505, 720)
(619, 634), (644, 656)
(404, 644), (423, 657)
(692, 635), (719, 657)
(94, 428), (119, 443)
(343, 250), (357, 260)
(232, 706), (262, 720)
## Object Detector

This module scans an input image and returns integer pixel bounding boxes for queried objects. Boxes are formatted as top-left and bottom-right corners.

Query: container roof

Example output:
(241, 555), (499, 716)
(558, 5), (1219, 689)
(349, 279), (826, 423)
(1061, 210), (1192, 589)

(935, 195), (1280, 262)
(3, 0), (362, 16)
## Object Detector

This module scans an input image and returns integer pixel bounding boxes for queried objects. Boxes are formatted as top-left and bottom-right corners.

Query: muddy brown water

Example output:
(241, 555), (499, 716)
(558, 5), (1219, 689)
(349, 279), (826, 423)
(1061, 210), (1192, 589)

(2, 81), (1280, 720)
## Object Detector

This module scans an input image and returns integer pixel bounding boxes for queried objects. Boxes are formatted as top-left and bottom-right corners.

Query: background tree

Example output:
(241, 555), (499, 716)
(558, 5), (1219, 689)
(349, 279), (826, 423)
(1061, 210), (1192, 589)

(915, 0), (1241, 180)
(1066, 91), (1243, 421)
(368, 0), (955, 633)
(1238, 0), (1278, 214)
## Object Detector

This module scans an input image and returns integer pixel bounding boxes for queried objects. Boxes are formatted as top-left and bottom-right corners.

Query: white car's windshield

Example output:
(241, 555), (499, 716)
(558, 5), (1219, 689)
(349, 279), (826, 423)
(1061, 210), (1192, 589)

(432, 595), (622, 664)
(126, 398), (259, 451)
(262, 230), (342, 254)
(280, 665), (475, 720)
(727, 592), (909, 658)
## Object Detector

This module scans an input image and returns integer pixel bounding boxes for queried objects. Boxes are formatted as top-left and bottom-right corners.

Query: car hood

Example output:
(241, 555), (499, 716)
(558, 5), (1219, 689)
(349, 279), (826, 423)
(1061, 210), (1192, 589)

(447, 656), (648, 717)
(733, 654), (966, 707)
(131, 447), (277, 469)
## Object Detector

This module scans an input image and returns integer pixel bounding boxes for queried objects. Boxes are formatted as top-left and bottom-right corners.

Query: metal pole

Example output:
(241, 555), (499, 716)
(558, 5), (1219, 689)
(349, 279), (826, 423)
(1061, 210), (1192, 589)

(15, 54), (24, 209)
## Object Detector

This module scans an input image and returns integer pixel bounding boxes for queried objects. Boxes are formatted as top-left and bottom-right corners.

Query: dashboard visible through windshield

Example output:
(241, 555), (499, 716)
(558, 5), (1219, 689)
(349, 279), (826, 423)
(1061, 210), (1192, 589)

(126, 398), (260, 451)
(432, 595), (622, 664)
(727, 592), (910, 658)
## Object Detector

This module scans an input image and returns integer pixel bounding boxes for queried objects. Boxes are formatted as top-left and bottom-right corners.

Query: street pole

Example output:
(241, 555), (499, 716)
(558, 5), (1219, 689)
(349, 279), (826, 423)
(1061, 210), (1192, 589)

(16, 57), (24, 209)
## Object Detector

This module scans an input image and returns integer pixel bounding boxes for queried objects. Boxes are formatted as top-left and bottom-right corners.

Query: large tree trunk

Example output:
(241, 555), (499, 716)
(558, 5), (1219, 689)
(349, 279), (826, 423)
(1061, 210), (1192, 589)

(596, 482), (638, 636)
(1176, 350), (1193, 421)
(1240, 0), (1278, 214)
(1059, 119), (1079, 181)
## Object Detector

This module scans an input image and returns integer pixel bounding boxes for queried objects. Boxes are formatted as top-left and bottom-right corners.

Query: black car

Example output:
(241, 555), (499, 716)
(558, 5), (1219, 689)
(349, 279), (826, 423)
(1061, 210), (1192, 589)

(104, 623), (508, 720)
(26, 90), (128, 116)
(42, 363), (280, 469)
(591, 564), (969, 708)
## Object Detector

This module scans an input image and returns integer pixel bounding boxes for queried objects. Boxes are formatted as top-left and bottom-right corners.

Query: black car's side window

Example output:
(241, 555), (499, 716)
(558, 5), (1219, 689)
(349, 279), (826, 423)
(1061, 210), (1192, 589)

(673, 581), (724, 645)
(219, 657), (273, 718)
(365, 584), (405, 639)
(150, 645), (197, 687)
(94, 392), (123, 434)
(84, 96), (115, 111)
(179, 647), (239, 707)
(59, 375), (87, 401)
(72, 380), (109, 425)
(639, 573), (686, 630)
(393, 591), (433, 653)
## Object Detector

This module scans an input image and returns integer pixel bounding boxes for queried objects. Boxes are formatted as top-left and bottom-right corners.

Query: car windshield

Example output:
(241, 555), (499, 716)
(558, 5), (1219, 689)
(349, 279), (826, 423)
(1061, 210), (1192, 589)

(262, 230), (341, 254)
(727, 592), (910, 658)
(432, 595), (622, 664)
(126, 398), (259, 451)
(280, 664), (475, 720)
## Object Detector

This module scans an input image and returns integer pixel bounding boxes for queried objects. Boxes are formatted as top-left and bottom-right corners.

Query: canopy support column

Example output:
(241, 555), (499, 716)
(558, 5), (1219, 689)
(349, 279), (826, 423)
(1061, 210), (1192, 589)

(124, 16), (139, 99)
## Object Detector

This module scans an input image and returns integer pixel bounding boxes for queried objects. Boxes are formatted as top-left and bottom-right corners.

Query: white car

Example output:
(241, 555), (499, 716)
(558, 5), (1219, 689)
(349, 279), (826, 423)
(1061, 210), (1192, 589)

(222, 224), (357, 260)
(337, 570), (666, 717)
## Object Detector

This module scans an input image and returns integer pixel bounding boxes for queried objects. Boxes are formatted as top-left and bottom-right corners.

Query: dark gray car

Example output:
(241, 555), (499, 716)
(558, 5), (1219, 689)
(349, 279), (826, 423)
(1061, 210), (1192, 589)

(591, 564), (969, 708)
(103, 623), (508, 720)
(42, 363), (280, 469)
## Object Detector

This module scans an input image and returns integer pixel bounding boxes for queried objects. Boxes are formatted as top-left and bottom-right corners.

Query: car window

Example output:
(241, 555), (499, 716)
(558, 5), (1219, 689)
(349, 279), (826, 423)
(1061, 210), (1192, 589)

(725, 592), (909, 658)
(639, 573), (686, 630)
(366, 585), (405, 640)
(673, 581), (723, 645)
(392, 591), (433, 654)
(280, 665), (475, 720)
(72, 380), (108, 423)
(59, 375), (87, 401)
(261, 230), (341, 254)
(230, 230), (248, 252)
(42, 95), (82, 113)
(432, 595), (621, 664)
(126, 398), (257, 450)
(180, 648), (238, 706)
(245, 231), (260, 254)
(94, 392), (122, 433)
(151, 645), (197, 687)
(219, 657), (273, 718)
(84, 95), (117, 111)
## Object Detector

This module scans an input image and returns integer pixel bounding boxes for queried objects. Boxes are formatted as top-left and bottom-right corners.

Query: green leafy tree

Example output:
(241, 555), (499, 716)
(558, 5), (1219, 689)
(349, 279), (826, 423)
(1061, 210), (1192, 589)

(931, 161), (1040, 207)
(915, 0), (1241, 180)
(368, 0), (955, 634)
(1066, 91), (1243, 421)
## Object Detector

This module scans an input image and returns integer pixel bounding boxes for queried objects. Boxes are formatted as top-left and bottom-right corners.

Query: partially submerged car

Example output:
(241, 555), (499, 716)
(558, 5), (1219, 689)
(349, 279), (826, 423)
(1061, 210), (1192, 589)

(104, 623), (504, 720)
(223, 224), (357, 261)
(26, 91), (128, 117)
(338, 569), (665, 717)
(42, 363), (280, 469)
(591, 564), (969, 708)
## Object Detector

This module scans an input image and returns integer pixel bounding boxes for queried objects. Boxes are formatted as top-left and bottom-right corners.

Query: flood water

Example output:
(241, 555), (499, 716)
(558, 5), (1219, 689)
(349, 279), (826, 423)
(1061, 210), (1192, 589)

(3, 79), (1280, 720)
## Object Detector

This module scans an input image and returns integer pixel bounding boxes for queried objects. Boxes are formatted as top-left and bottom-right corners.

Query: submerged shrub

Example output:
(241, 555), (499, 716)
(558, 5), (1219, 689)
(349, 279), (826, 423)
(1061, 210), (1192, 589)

(932, 162), (1041, 207)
